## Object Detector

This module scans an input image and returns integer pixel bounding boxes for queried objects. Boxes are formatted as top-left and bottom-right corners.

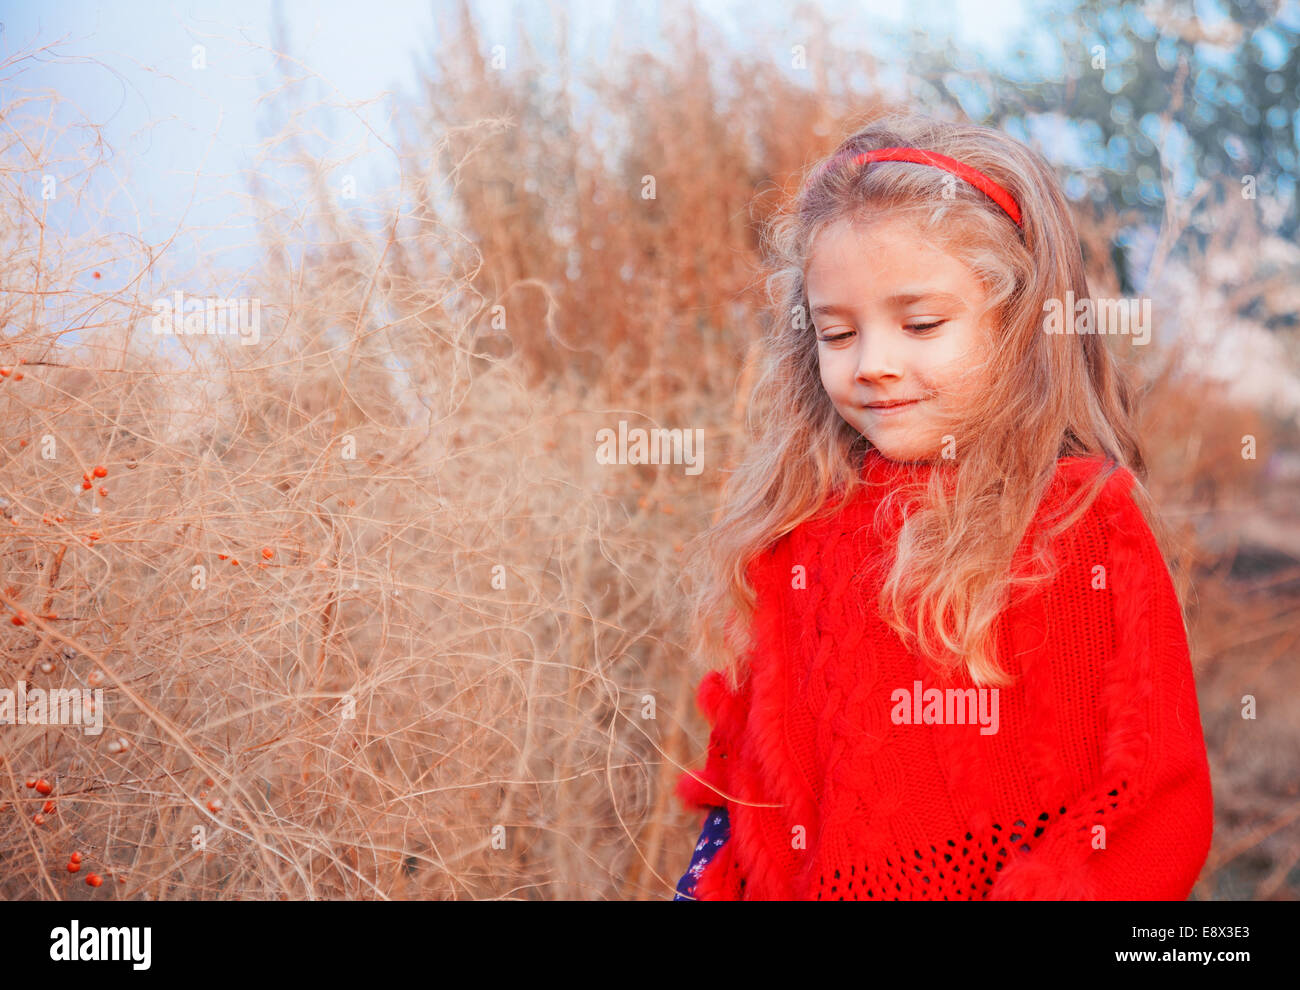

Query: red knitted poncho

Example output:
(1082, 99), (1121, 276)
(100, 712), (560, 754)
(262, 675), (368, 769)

(676, 447), (1214, 900)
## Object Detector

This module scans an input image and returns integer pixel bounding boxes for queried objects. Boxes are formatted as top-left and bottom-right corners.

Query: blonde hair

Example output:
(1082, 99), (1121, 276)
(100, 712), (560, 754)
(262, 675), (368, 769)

(681, 110), (1181, 691)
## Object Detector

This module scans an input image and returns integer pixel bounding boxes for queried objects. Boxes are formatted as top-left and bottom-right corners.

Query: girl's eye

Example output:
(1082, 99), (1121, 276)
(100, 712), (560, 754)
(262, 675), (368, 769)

(818, 321), (946, 342)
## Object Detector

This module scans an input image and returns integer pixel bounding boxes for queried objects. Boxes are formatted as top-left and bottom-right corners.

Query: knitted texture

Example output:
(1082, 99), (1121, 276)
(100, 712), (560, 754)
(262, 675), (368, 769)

(675, 448), (1214, 900)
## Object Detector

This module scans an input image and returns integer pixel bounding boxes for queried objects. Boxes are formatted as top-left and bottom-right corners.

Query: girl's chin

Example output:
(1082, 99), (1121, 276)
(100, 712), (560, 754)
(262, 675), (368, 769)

(865, 436), (939, 464)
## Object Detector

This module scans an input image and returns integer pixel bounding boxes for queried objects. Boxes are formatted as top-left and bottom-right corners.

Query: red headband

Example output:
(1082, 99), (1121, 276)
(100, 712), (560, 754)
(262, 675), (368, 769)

(843, 146), (1024, 228)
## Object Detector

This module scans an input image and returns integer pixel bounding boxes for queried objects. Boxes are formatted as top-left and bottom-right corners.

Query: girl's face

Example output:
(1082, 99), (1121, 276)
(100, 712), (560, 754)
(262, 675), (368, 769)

(806, 215), (995, 463)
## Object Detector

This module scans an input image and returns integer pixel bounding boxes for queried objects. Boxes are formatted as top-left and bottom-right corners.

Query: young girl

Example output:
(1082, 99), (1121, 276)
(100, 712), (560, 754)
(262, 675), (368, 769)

(672, 112), (1214, 901)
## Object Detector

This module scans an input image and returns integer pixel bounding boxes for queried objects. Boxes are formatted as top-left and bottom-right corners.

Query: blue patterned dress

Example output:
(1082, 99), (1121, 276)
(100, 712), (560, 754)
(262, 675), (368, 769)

(673, 805), (730, 900)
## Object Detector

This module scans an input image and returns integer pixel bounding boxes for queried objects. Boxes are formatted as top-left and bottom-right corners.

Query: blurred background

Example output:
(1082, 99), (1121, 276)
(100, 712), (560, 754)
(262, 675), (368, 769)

(0, 0), (1297, 899)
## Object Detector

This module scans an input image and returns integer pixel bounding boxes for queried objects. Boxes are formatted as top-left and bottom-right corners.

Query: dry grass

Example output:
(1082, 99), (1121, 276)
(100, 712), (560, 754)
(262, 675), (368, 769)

(1, 6), (1296, 899)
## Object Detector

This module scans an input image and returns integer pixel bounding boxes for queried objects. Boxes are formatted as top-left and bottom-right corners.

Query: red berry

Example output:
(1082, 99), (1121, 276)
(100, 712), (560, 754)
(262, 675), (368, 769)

(34, 779), (52, 795)
(262, 547), (274, 560)
(98, 486), (107, 496)
(24, 778), (36, 789)
(70, 851), (82, 864)
(92, 465), (107, 478)
(93, 272), (101, 279)
(86, 873), (103, 887)
(67, 861), (80, 873)
(42, 800), (55, 813)
(81, 479), (92, 490)
(33, 813), (45, 825)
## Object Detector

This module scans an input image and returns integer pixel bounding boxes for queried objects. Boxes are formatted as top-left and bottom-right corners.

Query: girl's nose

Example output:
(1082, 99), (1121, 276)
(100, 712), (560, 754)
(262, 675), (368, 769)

(854, 332), (903, 381)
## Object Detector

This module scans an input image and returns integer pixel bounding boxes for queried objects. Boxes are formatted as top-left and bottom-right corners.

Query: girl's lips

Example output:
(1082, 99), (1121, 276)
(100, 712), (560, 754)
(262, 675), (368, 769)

(866, 399), (921, 416)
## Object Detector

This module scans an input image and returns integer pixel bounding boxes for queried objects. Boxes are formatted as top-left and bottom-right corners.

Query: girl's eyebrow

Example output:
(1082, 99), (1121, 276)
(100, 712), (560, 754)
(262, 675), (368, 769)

(811, 291), (965, 316)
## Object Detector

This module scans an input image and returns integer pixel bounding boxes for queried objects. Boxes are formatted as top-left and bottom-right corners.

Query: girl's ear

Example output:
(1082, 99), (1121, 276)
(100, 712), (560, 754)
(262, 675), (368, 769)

(975, 302), (1002, 348)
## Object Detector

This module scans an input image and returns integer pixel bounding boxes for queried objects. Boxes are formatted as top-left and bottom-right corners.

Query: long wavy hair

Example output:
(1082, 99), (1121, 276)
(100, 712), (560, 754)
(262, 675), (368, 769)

(681, 110), (1183, 692)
